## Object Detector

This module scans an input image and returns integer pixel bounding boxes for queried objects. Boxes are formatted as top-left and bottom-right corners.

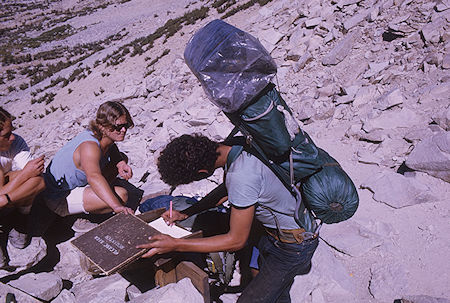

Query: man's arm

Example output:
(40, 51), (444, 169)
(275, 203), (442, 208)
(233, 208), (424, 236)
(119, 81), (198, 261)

(138, 205), (255, 257)
(78, 141), (129, 213)
(181, 183), (228, 216)
(161, 183), (228, 224)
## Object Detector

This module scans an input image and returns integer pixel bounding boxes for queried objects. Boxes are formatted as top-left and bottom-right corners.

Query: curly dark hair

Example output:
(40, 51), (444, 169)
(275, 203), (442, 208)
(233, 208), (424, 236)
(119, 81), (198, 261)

(158, 134), (219, 186)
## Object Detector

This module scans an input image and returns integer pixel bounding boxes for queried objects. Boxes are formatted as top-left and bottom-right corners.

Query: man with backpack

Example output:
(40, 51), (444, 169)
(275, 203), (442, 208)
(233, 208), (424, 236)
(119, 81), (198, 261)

(138, 133), (319, 303)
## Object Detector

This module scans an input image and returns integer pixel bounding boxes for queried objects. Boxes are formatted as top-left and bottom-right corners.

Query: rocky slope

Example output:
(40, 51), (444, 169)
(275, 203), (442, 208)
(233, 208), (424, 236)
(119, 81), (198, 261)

(1, 0), (449, 302)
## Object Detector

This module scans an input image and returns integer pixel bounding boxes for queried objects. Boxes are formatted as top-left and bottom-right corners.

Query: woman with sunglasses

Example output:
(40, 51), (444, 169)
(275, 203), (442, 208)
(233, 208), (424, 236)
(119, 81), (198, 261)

(42, 101), (135, 217)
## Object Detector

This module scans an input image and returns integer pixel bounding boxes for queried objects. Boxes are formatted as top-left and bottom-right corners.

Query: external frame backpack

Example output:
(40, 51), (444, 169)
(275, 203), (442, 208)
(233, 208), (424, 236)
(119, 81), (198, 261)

(184, 19), (359, 234)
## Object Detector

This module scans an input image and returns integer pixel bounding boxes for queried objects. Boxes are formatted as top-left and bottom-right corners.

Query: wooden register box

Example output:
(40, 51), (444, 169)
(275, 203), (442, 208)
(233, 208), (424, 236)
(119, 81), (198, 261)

(71, 209), (209, 302)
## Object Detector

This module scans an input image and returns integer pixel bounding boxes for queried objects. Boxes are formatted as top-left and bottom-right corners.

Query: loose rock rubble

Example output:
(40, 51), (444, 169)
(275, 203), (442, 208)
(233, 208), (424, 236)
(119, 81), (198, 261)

(0, 0), (449, 302)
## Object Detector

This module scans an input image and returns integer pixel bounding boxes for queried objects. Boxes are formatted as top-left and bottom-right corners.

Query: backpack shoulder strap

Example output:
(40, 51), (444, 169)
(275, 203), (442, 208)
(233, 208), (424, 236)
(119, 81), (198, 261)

(223, 136), (319, 233)
(226, 145), (244, 169)
(224, 135), (296, 197)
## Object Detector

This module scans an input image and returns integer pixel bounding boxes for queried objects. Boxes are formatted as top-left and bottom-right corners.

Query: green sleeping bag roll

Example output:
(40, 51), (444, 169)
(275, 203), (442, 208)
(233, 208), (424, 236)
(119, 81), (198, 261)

(301, 149), (359, 224)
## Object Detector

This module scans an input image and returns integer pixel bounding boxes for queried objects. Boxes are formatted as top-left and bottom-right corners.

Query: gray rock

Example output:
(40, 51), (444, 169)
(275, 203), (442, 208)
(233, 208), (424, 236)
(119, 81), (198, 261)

(357, 149), (383, 165)
(53, 240), (91, 283)
(353, 85), (378, 107)
(126, 285), (143, 301)
(320, 220), (384, 257)
(293, 51), (313, 72)
(146, 79), (162, 93)
(374, 88), (405, 110)
(312, 101), (335, 121)
(399, 295), (450, 303)
(337, 0), (361, 9)
(185, 108), (216, 126)
(442, 53), (450, 69)
(294, 97), (316, 122)
(290, 244), (357, 303)
(0, 237), (47, 277)
(206, 119), (233, 141)
(322, 29), (360, 66)
(366, 108), (425, 130)
(343, 8), (372, 30)
(71, 273), (129, 303)
(431, 106), (450, 130)
(345, 123), (363, 139)
(363, 61), (390, 79)
(361, 171), (436, 208)
(51, 289), (77, 303)
(317, 84), (336, 98)
(288, 27), (309, 53)
(421, 17), (446, 44)
(130, 277), (203, 303)
(259, 28), (284, 53)
(335, 94), (355, 105)
(417, 82), (450, 105)
(435, 1), (450, 12)
(405, 132), (450, 182)
(369, 262), (408, 302)
(0, 282), (41, 303)
(305, 17), (322, 28)
(8, 272), (63, 301)
(404, 128), (436, 144)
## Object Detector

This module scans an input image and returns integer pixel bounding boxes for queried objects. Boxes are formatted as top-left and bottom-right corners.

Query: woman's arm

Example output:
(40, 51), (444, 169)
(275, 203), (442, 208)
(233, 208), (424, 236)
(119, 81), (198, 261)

(103, 144), (132, 182)
(78, 141), (132, 214)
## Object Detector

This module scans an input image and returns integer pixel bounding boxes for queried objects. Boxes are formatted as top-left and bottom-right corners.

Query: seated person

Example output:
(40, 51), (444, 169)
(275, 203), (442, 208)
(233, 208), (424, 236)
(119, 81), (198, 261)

(42, 101), (135, 217)
(0, 107), (45, 267)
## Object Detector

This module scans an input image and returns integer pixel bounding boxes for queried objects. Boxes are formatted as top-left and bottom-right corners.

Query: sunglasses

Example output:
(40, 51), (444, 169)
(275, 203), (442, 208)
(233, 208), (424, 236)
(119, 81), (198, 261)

(111, 123), (130, 132)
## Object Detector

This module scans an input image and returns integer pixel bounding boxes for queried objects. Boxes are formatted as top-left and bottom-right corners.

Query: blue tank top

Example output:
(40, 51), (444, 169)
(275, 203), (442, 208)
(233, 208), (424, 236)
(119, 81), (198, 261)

(44, 131), (107, 198)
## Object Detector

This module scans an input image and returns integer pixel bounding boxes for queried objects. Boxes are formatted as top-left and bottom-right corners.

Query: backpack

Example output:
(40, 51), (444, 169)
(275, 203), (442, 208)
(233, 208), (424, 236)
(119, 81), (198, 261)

(184, 19), (359, 234)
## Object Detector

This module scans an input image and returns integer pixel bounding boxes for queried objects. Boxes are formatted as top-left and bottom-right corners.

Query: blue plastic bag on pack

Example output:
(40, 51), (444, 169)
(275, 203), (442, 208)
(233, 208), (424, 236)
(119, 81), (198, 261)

(184, 19), (277, 113)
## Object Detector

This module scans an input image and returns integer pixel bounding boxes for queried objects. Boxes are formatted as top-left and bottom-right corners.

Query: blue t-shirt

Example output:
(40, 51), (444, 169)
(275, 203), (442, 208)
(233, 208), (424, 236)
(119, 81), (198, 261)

(43, 130), (107, 199)
(225, 149), (299, 230)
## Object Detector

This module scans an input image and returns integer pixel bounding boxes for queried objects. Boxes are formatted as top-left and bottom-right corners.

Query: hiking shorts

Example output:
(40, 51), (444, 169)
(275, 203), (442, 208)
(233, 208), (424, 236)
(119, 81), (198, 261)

(45, 186), (88, 217)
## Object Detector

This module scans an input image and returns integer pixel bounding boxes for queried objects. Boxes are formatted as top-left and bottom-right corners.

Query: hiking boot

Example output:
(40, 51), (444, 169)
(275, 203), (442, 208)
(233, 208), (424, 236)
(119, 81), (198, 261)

(8, 228), (31, 249)
(72, 218), (98, 234)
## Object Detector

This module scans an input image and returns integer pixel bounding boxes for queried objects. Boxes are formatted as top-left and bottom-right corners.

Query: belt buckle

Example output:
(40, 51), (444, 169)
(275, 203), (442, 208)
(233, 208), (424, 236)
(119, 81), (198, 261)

(302, 232), (316, 241)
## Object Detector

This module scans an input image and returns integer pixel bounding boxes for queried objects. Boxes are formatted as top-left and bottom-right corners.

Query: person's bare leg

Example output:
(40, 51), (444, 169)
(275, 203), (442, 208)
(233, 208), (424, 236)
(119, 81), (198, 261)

(82, 186), (128, 214)
(0, 176), (45, 208)
(1, 176), (45, 249)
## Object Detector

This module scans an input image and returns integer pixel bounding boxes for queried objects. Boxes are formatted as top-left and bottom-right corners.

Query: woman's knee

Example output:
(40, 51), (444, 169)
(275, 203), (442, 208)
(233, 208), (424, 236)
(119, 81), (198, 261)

(114, 187), (128, 204)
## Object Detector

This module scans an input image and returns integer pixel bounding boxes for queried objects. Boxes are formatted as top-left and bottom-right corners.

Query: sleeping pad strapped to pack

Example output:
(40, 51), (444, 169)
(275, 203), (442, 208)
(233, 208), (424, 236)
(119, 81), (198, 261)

(184, 19), (359, 231)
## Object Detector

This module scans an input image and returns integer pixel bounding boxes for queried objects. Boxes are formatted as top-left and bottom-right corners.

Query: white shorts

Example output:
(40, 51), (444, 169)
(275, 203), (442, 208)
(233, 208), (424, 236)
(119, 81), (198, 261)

(45, 186), (89, 217)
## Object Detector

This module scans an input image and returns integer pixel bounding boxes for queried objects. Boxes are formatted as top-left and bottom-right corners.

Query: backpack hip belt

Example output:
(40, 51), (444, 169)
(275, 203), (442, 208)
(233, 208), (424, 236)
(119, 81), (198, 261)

(264, 226), (317, 244)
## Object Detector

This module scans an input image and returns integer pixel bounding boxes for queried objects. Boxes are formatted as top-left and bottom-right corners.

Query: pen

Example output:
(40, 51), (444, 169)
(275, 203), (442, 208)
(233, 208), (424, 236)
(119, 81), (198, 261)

(169, 200), (173, 226)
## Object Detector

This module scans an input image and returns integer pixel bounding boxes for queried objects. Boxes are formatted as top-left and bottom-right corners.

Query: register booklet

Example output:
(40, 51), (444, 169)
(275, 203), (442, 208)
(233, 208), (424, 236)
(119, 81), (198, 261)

(71, 213), (194, 275)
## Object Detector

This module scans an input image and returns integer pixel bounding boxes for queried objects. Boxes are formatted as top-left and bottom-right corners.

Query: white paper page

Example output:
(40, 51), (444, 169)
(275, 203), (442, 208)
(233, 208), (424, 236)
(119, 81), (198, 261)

(148, 217), (192, 238)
